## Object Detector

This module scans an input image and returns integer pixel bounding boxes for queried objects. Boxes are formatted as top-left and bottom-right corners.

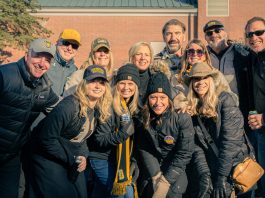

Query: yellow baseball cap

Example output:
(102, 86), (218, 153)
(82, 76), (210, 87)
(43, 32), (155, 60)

(59, 29), (81, 45)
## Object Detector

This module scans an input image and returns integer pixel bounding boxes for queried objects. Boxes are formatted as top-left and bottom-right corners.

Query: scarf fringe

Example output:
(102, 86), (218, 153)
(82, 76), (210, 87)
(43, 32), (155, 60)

(111, 180), (131, 196)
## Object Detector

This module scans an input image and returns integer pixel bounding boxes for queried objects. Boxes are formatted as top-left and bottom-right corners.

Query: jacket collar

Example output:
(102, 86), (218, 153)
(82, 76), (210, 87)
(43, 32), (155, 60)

(54, 50), (75, 67)
(18, 57), (51, 89)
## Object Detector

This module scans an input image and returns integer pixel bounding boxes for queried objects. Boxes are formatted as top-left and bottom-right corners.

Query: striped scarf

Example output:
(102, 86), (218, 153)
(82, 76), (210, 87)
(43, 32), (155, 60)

(111, 98), (138, 198)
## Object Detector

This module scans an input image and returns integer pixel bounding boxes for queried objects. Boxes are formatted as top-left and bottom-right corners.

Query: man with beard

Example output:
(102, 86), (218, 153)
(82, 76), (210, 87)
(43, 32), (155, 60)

(204, 19), (252, 129)
(246, 16), (265, 197)
(155, 19), (186, 74)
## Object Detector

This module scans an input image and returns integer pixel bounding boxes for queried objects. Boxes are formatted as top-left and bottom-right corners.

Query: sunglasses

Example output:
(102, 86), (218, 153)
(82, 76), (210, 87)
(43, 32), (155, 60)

(61, 40), (79, 50)
(205, 28), (223, 37)
(192, 75), (210, 81)
(245, 30), (265, 38)
(96, 47), (109, 54)
(186, 49), (205, 57)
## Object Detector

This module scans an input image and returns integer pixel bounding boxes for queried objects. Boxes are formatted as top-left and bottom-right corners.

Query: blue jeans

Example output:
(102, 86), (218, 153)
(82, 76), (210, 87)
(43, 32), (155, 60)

(111, 185), (134, 198)
(90, 159), (115, 198)
(257, 131), (265, 197)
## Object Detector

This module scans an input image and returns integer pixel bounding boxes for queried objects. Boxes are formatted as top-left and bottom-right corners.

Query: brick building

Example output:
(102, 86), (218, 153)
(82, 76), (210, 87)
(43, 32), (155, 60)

(4, 0), (265, 68)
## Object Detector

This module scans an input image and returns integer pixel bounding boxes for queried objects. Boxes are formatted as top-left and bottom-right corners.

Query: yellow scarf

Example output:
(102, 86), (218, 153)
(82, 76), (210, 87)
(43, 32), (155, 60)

(111, 98), (138, 198)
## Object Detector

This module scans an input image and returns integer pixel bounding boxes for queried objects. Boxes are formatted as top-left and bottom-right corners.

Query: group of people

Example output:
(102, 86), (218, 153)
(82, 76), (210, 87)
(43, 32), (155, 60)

(0, 15), (265, 198)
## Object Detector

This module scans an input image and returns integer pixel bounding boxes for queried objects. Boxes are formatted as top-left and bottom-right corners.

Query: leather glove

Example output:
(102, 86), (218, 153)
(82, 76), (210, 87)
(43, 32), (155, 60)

(130, 161), (139, 182)
(120, 114), (134, 136)
(152, 175), (171, 198)
(198, 173), (213, 198)
(213, 176), (230, 198)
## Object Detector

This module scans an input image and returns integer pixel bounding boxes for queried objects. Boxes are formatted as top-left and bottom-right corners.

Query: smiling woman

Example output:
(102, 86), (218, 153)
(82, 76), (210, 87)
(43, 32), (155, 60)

(27, 65), (112, 198)
(64, 37), (114, 97)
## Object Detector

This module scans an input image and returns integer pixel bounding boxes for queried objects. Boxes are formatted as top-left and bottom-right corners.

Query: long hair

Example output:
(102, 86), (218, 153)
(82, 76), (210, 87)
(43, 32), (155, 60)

(187, 77), (218, 118)
(178, 39), (212, 82)
(142, 97), (174, 129)
(112, 82), (139, 116)
(128, 41), (154, 64)
(74, 79), (113, 122)
(80, 52), (114, 80)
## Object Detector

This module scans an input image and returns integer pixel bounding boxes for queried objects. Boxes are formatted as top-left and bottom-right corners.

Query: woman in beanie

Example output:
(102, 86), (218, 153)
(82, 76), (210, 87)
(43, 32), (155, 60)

(87, 63), (140, 198)
(135, 72), (194, 198)
(27, 65), (112, 197)
(183, 62), (249, 198)
(64, 37), (114, 96)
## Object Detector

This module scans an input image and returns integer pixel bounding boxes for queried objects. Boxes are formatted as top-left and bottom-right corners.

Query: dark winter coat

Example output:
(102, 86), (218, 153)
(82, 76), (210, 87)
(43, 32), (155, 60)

(0, 58), (58, 164)
(28, 95), (93, 198)
(87, 109), (133, 161)
(193, 91), (249, 178)
(250, 49), (265, 133)
(136, 109), (194, 195)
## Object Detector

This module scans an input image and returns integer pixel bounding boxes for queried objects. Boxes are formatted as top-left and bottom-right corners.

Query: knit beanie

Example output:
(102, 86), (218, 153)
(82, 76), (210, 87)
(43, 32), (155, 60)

(146, 72), (172, 100)
(115, 63), (140, 87)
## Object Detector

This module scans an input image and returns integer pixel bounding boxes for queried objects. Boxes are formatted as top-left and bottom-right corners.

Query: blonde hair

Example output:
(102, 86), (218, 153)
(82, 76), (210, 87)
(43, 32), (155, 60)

(80, 44), (114, 80)
(128, 41), (154, 64)
(179, 39), (212, 82)
(187, 77), (218, 118)
(112, 82), (139, 116)
(74, 79), (113, 122)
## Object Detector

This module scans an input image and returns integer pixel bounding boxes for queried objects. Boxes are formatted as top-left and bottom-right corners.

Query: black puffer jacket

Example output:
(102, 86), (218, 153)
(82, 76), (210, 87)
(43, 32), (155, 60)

(193, 91), (249, 177)
(87, 109), (133, 161)
(0, 58), (58, 163)
(136, 110), (194, 183)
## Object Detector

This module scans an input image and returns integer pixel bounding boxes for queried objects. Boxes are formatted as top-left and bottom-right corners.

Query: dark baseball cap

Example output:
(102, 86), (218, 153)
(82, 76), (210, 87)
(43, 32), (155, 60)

(203, 20), (224, 32)
(83, 65), (108, 82)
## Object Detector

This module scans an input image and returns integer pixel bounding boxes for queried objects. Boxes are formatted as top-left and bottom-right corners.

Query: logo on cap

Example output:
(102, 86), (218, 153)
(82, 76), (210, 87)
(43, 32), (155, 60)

(128, 76), (132, 80)
(91, 67), (104, 74)
(207, 21), (217, 26)
(164, 136), (175, 145)
(158, 88), (163, 92)
(44, 40), (51, 48)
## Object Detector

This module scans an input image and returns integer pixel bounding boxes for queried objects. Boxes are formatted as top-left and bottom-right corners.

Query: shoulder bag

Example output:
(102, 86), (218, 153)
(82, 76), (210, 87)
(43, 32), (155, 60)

(197, 116), (264, 193)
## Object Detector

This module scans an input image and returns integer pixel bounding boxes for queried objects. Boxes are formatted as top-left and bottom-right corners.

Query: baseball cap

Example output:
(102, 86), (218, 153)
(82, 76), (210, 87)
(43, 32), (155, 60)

(91, 38), (110, 52)
(29, 38), (56, 57)
(59, 29), (81, 45)
(83, 65), (108, 82)
(203, 20), (224, 32)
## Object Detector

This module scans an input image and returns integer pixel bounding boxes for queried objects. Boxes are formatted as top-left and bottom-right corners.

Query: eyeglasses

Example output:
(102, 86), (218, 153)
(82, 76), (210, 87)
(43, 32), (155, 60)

(205, 28), (223, 37)
(61, 40), (79, 50)
(186, 49), (205, 57)
(245, 30), (265, 38)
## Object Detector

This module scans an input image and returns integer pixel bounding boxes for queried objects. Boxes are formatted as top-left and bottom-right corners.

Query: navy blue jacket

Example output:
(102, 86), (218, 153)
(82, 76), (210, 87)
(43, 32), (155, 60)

(0, 58), (58, 163)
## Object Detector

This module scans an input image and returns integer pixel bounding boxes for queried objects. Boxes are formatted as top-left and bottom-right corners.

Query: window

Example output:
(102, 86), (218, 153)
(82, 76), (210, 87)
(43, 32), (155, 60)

(207, 0), (229, 16)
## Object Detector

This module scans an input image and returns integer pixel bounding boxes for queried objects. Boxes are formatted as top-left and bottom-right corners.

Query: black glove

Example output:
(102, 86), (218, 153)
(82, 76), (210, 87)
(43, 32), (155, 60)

(130, 161), (139, 182)
(213, 176), (230, 198)
(198, 173), (213, 198)
(120, 114), (134, 136)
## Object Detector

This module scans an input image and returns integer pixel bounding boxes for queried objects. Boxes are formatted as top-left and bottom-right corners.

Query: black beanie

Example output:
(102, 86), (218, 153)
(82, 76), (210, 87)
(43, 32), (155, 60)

(146, 72), (172, 100)
(115, 63), (140, 87)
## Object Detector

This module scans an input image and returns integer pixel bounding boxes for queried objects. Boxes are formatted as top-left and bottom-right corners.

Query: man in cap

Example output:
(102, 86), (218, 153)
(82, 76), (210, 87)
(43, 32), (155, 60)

(204, 20), (252, 139)
(246, 16), (265, 197)
(0, 38), (59, 198)
(49, 28), (81, 97)
(155, 19), (186, 74)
